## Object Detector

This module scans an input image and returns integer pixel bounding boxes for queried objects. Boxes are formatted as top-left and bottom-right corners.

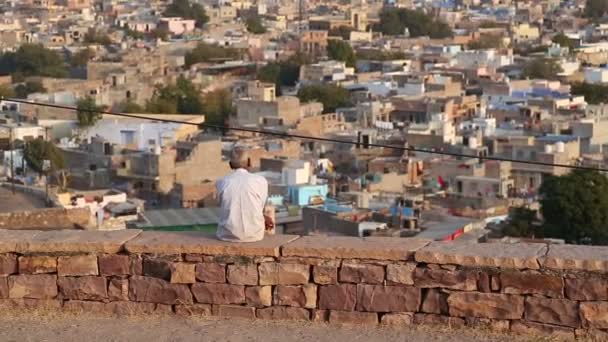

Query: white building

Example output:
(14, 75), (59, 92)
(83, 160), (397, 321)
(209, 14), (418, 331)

(584, 67), (608, 84)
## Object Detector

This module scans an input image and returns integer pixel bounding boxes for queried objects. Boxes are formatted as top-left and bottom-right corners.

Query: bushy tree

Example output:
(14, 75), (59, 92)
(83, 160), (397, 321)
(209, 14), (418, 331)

(185, 42), (243, 67)
(246, 15), (267, 34)
(119, 100), (144, 113)
(327, 40), (356, 67)
(76, 96), (103, 128)
(70, 48), (94, 67)
(552, 33), (575, 50)
(522, 58), (563, 79)
(201, 88), (234, 125)
(502, 207), (540, 238)
(146, 76), (204, 114)
(0, 44), (68, 78)
(329, 26), (354, 40)
(468, 35), (503, 50)
(256, 53), (312, 93)
(356, 49), (406, 61)
(164, 0), (209, 28)
(571, 82), (608, 104)
(14, 81), (46, 98)
(83, 29), (112, 45)
(0, 84), (14, 99)
(539, 170), (608, 244)
(24, 138), (68, 189)
(297, 84), (352, 113)
(376, 8), (452, 38)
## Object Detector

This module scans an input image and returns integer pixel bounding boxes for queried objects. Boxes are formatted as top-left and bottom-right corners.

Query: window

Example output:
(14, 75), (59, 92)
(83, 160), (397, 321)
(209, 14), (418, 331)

(120, 130), (135, 145)
(148, 139), (156, 145)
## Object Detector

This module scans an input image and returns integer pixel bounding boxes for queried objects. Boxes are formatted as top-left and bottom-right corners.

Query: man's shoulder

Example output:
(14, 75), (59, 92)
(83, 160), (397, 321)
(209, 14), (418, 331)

(247, 172), (268, 185)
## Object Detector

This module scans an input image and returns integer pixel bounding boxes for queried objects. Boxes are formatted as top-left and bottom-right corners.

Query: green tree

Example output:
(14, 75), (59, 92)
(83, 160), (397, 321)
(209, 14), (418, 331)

(83, 29), (112, 45)
(24, 138), (68, 190)
(0, 44), (68, 78)
(478, 20), (501, 28)
(119, 100), (144, 113)
(327, 40), (356, 67)
(502, 207), (541, 238)
(14, 81), (46, 98)
(356, 49), (406, 61)
(76, 96), (103, 128)
(585, 0), (608, 19)
(146, 76), (204, 114)
(70, 48), (94, 67)
(552, 33), (575, 50)
(571, 82), (608, 104)
(539, 170), (608, 244)
(185, 42), (243, 67)
(123, 27), (145, 40)
(0, 84), (14, 99)
(246, 15), (267, 34)
(164, 0), (209, 28)
(522, 58), (563, 79)
(467, 35), (503, 50)
(376, 8), (452, 38)
(201, 88), (234, 125)
(297, 84), (352, 113)
(150, 28), (170, 40)
(329, 26), (353, 40)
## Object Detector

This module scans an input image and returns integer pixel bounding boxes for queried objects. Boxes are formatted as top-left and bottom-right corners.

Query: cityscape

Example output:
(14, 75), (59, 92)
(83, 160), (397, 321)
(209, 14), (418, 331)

(0, 0), (607, 340)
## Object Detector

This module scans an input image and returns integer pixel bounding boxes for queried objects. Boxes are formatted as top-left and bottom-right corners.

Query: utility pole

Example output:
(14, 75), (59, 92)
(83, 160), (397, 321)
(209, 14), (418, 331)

(9, 128), (14, 194)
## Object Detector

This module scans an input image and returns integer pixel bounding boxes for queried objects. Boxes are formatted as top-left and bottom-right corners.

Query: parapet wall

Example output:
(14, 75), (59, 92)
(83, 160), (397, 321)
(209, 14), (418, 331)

(0, 229), (607, 340)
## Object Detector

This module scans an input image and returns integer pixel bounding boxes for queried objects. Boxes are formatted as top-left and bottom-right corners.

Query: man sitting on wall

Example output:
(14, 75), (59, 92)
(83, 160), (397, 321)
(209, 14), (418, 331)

(216, 148), (274, 242)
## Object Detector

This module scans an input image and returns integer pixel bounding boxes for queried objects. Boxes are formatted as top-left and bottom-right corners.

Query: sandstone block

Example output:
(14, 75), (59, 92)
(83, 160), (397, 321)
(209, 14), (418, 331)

(280, 257), (340, 266)
(129, 255), (143, 275)
(57, 255), (98, 276)
(510, 320), (575, 339)
(500, 272), (563, 298)
(107, 301), (156, 316)
(98, 255), (130, 276)
(477, 272), (491, 292)
(0, 298), (62, 310)
(448, 292), (524, 319)
(491, 276), (500, 291)
(0, 277), (7, 299)
(580, 302), (608, 329)
(413, 313), (465, 328)
(184, 254), (204, 263)
(465, 317), (510, 332)
(212, 304), (256, 319)
(339, 263), (384, 284)
(191, 283), (245, 304)
(170, 263), (196, 284)
(0, 254), (18, 276)
(8, 274), (57, 299)
(155, 304), (173, 315)
(413, 267), (477, 291)
(257, 306), (310, 320)
(318, 284), (356, 311)
(543, 244), (608, 271)
(128, 275), (192, 305)
(565, 278), (608, 301)
(175, 304), (212, 317)
(421, 288), (448, 314)
(525, 297), (579, 328)
(227, 264), (258, 285)
(381, 313), (413, 327)
(108, 278), (129, 301)
(245, 286), (272, 308)
(312, 309), (328, 322)
(195, 263), (226, 283)
(312, 266), (337, 285)
(356, 285), (420, 313)
(64, 300), (108, 314)
(274, 284), (317, 308)
(143, 258), (171, 280)
(58, 276), (107, 301)
(18, 256), (57, 274)
(258, 263), (309, 285)
(386, 264), (415, 285)
(329, 310), (378, 326)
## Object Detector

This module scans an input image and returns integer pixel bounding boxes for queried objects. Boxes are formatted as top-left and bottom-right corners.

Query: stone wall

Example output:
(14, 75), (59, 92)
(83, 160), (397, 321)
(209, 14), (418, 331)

(0, 208), (90, 230)
(0, 229), (607, 340)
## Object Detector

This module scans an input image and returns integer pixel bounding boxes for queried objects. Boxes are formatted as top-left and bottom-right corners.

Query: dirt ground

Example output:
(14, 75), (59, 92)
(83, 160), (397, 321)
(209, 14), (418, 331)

(0, 314), (562, 342)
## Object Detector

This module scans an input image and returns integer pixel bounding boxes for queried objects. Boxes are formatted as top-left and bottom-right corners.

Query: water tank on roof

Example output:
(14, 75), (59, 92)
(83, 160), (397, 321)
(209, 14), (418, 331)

(468, 137), (478, 149)
(544, 144), (554, 153)
(556, 141), (565, 153)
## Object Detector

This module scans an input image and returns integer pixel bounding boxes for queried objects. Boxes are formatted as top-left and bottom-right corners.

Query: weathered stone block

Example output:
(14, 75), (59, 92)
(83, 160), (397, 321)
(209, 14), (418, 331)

(8, 274), (57, 299)
(191, 283), (245, 304)
(318, 284), (357, 311)
(339, 263), (384, 284)
(64, 300), (108, 314)
(491, 276), (500, 292)
(580, 302), (608, 329)
(381, 313), (413, 326)
(129, 255), (143, 275)
(258, 263), (309, 285)
(18, 256), (57, 274)
(565, 278), (608, 301)
(329, 310), (378, 326)
(227, 264), (258, 285)
(0, 298), (62, 310)
(312, 265), (337, 285)
(128, 275), (193, 305)
(98, 255), (130, 276)
(58, 276), (107, 301)
(274, 284), (317, 308)
(57, 255), (98, 276)
(212, 304), (256, 319)
(465, 317), (510, 332)
(356, 285), (420, 313)
(413, 267), (477, 291)
(257, 306), (310, 320)
(175, 304), (212, 316)
(500, 272), (563, 298)
(525, 297), (580, 328)
(0, 254), (17, 276)
(107, 301), (157, 316)
(413, 313), (465, 328)
(184, 254), (204, 263)
(421, 289), (448, 314)
(312, 309), (328, 322)
(280, 257), (340, 266)
(477, 272), (491, 292)
(386, 264), (415, 285)
(108, 278), (129, 301)
(0, 277), (7, 299)
(245, 286), (272, 308)
(142, 258), (171, 280)
(448, 292), (524, 319)
(195, 263), (226, 283)
(510, 320), (575, 339)
(170, 263), (196, 284)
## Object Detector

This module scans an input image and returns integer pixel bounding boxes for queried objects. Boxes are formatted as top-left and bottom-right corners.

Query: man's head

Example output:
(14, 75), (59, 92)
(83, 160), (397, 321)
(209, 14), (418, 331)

(229, 148), (250, 170)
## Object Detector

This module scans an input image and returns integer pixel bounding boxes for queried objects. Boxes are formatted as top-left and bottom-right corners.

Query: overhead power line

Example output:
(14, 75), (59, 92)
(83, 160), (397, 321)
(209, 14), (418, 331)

(2, 97), (607, 172)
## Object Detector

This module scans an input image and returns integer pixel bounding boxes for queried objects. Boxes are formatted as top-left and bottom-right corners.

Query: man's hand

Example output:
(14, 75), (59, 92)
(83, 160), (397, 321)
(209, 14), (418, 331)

(264, 215), (274, 231)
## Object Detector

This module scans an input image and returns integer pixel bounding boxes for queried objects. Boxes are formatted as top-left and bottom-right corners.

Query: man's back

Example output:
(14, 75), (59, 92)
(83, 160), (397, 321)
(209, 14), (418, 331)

(216, 168), (268, 242)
